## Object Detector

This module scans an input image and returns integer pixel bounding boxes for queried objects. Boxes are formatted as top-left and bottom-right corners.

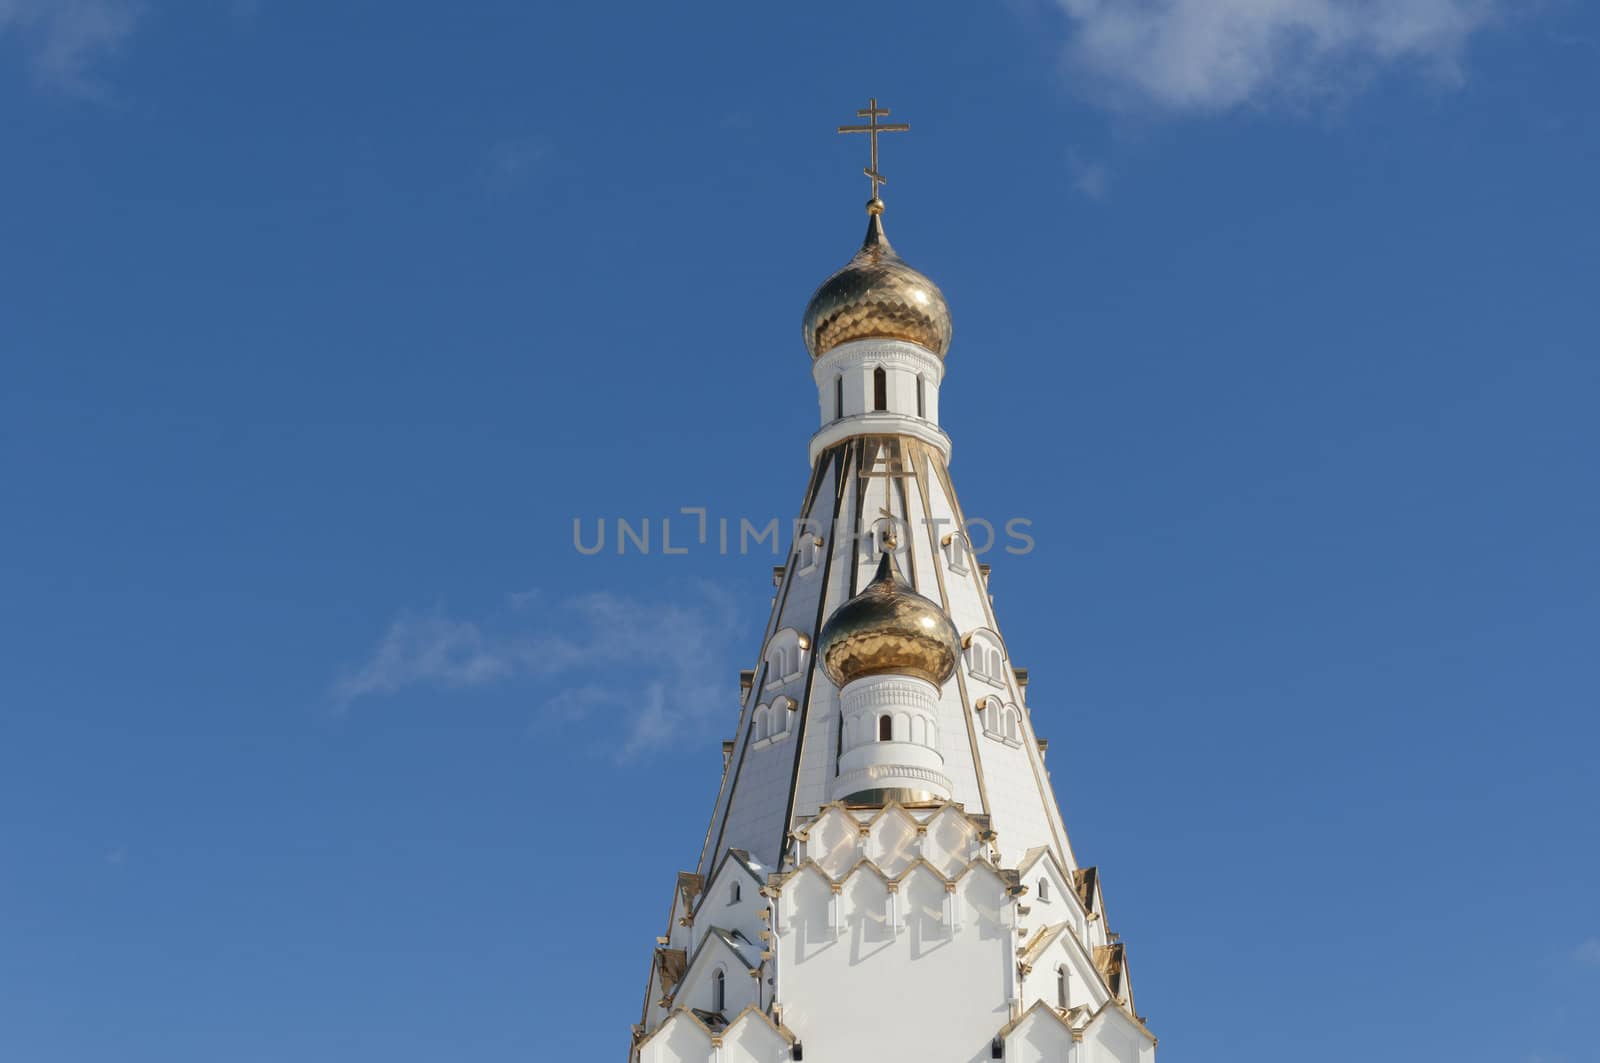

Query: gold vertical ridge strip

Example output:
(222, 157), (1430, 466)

(892, 437), (916, 588)
(838, 435), (870, 772)
(700, 445), (832, 877)
(911, 438), (993, 818)
(850, 436), (871, 597)
(777, 442), (856, 862)
(928, 452), (1078, 869)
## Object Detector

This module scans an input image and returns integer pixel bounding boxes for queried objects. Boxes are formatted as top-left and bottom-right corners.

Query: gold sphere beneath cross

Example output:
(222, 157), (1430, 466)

(802, 213), (953, 361)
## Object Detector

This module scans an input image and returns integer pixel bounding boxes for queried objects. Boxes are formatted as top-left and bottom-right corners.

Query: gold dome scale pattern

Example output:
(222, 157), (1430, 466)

(802, 210), (953, 360)
(817, 549), (961, 687)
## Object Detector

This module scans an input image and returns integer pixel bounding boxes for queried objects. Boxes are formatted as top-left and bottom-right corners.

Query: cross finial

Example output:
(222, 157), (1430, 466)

(837, 97), (909, 214)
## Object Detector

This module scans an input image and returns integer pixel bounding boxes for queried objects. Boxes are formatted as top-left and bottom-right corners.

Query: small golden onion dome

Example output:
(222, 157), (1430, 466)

(818, 549), (961, 687)
(802, 207), (952, 360)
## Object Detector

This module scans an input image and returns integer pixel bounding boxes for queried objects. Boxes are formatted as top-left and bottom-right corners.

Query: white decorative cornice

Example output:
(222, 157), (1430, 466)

(812, 338), (946, 386)
(841, 675), (937, 714)
(808, 414), (952, 464)
(830, 762), (952, 795)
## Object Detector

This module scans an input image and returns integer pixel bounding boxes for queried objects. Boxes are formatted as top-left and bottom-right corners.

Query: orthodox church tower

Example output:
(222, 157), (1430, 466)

(631, 101), (1157, 1063)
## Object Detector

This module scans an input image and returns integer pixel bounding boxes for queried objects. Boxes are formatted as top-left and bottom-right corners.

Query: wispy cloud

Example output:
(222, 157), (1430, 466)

(0, 0), (143, 97)
(1052, 0), (1502, 114)
(484, 135), (555, 189)
(331, 613), (515, 702)
(331, 584), (744, 758)
(1575, 938), (1600, 967)
(1068, 151), (1110, 199)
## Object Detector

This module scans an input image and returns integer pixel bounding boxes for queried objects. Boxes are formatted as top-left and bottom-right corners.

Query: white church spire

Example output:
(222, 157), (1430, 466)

(631, 100), (1157, 1063)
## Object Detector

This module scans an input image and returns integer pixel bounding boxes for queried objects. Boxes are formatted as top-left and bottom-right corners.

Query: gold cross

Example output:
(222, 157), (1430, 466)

(837, 97), (909, 203)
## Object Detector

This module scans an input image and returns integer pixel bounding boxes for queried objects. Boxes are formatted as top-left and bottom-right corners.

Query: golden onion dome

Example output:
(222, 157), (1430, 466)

(802, 204), (952, 360)
(818, 549), (961, 687)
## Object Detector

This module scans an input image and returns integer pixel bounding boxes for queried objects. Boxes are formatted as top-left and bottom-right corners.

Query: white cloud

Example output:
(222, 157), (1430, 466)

(1053, 0), (1501, 113)
(330, 613), (514, 703)
(0, 0), (143, 96)
(1575, 939), (1600, 966)
(330, 584), (743, 758)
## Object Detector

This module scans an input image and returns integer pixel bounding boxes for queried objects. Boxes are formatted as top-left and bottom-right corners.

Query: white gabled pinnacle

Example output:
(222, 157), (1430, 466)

(631, 200), (1156, 1063)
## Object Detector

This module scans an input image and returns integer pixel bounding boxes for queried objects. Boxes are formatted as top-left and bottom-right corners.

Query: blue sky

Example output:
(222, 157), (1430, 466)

(2, 0), (1597, 1059)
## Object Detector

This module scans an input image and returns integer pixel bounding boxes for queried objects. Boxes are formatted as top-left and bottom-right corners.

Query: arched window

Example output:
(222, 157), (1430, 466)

(765, 629), (809, 687)
(1038, 877), (1049, 902)
(729, 880), (741, 904)
(916, 375), (926, 418)
(797, 533), (823, 574)
(1057, 965), (1069, 1009)
(712, 968), (726, 1011)
(873, 367), (887, 411)
(943, 531), (970, 575)
(964, 630), (1007, 687)
(834, 374), (844, 420)
(878, 715), (892, 742)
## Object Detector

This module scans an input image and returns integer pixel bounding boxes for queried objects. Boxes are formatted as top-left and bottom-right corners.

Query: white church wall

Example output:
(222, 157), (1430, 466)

(637, 1009), (794, 1063)
(693, 857), (768, 960)
(1019, 932), (1108, 1016)
(812, 340), (944, 428)
(676, 934), (758, 1020)
(638, 1013), (713, 1063)
(920, 805), (985, 876)
(719, 1011), (792, 1063)
(832, 672), (951, 802)
(796, 807), (859, 877)
(1082, 1005), (1156, 1063)
(1018, 850), (1088, 946)
(886, 364), (918, 416)
(774, 863), (1015, 1063)
(789, 675), (837, 824)
(1004, 1006), (1078, 1063)
(860, 806), (920, 875)
(792, 804), (989, 883)
(981, 727), (1066, 868)
(715, 740), (798, 873)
